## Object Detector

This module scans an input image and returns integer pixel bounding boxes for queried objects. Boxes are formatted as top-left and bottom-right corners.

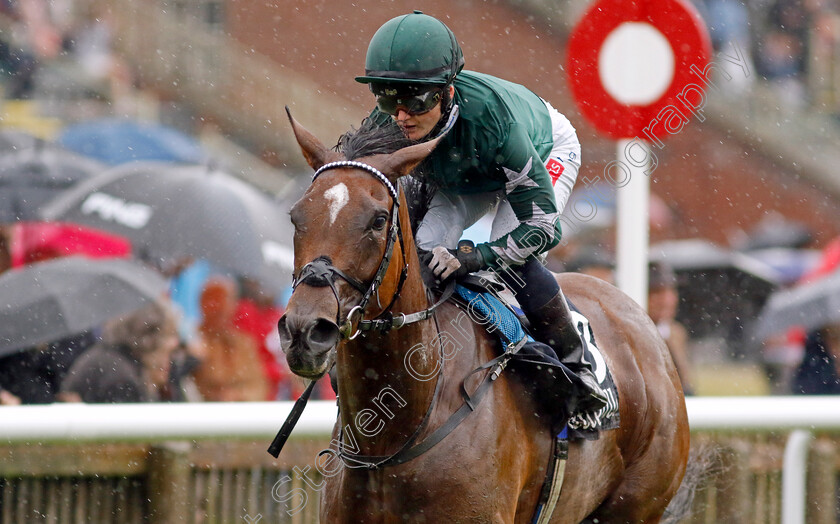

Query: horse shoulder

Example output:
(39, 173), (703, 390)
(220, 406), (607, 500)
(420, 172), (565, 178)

(434, 301), (554, 520)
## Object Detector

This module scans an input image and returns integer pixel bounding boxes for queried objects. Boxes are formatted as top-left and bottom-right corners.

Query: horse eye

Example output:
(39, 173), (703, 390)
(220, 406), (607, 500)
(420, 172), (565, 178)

(372, 215), (388, 230)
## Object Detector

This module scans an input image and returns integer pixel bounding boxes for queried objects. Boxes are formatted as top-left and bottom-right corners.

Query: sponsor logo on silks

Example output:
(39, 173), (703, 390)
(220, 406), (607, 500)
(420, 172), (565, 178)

(546, 158), (565, 185)
(261, 241), (295, 269)
(80, 192), (153, 229)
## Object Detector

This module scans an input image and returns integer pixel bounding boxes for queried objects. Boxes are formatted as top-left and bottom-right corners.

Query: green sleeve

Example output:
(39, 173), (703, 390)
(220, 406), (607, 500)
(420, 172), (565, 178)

(476, 123), (561, 267)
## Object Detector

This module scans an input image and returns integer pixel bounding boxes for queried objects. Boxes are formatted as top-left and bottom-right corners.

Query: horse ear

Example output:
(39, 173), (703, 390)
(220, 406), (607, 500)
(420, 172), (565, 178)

(371, 134), (444, 183)
(286, 106), (339, 170)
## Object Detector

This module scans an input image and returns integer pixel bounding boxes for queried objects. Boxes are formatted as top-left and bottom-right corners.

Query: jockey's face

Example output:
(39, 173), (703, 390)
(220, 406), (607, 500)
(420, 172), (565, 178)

(392, 84), (454, 141)
(394, 104), (440, 141)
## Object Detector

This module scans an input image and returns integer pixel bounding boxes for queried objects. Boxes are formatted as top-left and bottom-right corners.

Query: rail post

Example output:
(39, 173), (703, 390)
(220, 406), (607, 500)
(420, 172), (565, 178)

(146, 442), (191, 523)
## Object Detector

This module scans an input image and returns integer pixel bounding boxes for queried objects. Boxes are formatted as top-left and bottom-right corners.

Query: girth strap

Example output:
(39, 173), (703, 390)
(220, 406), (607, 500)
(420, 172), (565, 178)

(532, 433), (569, 524)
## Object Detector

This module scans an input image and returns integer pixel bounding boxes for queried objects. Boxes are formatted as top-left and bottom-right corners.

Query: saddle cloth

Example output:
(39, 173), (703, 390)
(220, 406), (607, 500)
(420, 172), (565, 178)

(454, 281), (620, 440)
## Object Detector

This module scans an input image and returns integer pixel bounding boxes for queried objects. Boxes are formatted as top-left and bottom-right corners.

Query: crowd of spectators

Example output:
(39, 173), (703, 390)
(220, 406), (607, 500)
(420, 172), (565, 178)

(0, 1), (322, 408)
(1, 0), (133, 106)
(3, 0), (839, 118)
(693, 0), (840, 116)
(0, 232), (336, 404)
(2, 1), (839, 405)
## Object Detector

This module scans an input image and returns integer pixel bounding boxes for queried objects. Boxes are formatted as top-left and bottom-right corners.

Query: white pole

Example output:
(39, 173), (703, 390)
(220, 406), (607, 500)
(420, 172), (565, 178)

(615, 138), (649, 309)
(782, 429), (812, 524)
(687, 396), (840, 430)
(3, 397), (840, 444)
(0, 401), (338, 443)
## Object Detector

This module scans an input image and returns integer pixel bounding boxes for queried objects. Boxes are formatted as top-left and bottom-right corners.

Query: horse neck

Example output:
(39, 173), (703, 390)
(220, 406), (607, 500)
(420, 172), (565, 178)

(336, 189), (441, 455)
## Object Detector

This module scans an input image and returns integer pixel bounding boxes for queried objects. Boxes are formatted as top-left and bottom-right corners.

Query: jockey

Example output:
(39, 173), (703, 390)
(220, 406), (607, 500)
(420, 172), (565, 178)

(356, 11), (607, 414)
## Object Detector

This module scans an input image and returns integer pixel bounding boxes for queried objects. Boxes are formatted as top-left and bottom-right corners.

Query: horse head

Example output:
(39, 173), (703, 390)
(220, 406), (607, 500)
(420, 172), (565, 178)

(278, 109), (442, 379)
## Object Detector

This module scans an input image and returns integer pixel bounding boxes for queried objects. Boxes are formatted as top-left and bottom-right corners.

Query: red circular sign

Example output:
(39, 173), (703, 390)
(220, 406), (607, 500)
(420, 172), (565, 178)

(566, 0), (712, 140)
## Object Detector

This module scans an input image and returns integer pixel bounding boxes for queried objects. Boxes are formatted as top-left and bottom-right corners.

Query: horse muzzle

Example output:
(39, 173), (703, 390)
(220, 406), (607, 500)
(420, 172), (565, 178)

(277, 312), (339, 378)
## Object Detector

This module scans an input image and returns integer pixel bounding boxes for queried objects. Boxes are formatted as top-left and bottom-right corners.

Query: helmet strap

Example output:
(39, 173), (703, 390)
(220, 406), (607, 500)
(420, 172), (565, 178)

(423, 83), (455, 141)
(425, 85), (456, 142)
(441, 84), (453, 112)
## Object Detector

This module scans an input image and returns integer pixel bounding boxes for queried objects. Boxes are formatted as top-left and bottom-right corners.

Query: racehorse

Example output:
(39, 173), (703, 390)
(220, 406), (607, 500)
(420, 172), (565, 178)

(277, 110), (690, 523)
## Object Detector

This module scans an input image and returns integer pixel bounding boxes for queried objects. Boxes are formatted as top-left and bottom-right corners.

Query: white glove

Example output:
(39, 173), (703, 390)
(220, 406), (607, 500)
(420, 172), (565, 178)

(428, 246), (461, 280)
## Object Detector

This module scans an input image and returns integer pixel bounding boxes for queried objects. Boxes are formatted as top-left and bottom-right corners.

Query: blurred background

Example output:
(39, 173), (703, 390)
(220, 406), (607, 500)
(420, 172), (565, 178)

(6, 0), (833, 395)
(2, 0), (840, 521)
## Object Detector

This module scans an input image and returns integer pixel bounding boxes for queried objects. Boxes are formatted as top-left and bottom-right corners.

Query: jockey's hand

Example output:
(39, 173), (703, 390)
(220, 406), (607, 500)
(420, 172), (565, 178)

(428, 246), (461, 280)
(427, 241), (484, 281)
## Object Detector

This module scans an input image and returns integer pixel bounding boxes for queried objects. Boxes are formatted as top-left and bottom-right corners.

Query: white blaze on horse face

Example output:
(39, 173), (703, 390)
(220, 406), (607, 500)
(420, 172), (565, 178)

(324, 183), (350, 225)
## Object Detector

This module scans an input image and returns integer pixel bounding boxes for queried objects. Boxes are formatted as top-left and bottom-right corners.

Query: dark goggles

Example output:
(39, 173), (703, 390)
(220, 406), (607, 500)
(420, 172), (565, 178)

(375, 89), (442, 116)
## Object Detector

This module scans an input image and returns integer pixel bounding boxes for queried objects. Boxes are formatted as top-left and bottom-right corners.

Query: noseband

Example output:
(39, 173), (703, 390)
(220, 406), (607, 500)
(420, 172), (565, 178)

(292, 161), (407, 340)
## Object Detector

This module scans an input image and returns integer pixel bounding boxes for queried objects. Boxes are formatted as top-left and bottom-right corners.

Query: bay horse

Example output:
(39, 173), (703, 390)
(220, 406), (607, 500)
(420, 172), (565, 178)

(278, 110), (689, 523)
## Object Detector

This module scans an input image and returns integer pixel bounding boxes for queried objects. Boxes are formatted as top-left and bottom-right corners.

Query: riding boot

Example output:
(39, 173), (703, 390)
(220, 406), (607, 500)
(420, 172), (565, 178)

(528, 288), (608, 414)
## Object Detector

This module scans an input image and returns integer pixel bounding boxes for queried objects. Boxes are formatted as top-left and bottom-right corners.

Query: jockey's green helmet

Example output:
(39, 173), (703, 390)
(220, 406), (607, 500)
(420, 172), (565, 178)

(355, 11), (464, 88)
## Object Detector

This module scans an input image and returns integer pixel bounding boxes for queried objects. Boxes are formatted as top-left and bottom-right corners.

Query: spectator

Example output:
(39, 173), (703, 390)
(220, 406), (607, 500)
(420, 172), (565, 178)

(192, 276), (268, 401)
(0, 331), (94, 404)
(0, 225), (10, 274)
(756, 0), (813, 108)
(0, 387), (20, 405)
(59, 301), (180, 403)
(162, 339), (203, 402)
(703, 0), (752, 51)
(791, 323), (840, 394)
(61, 0), (133, 106)
(761, 329), (806, 394)
(233, 276), (286, 400)
(0, 0), (61, 99)
(167, 257), (212, 343)
(701, 0), (755, 92)
(805, 0), (840, 116)
(648, 260), (695, 395)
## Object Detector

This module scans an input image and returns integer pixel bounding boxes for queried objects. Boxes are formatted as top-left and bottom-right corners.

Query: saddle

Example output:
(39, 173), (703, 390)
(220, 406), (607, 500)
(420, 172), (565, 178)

(450, 273), (620, 440)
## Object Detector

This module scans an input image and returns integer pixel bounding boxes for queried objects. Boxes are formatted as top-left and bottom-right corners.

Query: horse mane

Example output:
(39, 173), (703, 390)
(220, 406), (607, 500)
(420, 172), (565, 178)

(336, 118), (437, 234)
(336, 117), (412, 161)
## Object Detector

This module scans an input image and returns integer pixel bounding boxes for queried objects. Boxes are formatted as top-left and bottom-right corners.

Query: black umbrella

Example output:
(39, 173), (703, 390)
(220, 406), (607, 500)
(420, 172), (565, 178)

(753, 269), (840, 340)
(0, 256), (168, 357)
(39, 162), (294, 293)
(650, 239), (781, 346)
(0, 129), (42, 154)
(737, 214), (813, 251)
(0, 144), (106, 221)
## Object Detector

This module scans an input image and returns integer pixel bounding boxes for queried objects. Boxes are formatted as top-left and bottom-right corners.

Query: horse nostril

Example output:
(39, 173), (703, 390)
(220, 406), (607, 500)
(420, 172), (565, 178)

(306, 318), (340, 350)
(277, 315), (293, 352)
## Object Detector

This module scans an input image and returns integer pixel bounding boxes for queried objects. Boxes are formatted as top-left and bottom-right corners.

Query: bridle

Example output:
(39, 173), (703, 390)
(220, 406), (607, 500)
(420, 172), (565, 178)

(291, 160), (445, 340)
(292, 107), (461, 340)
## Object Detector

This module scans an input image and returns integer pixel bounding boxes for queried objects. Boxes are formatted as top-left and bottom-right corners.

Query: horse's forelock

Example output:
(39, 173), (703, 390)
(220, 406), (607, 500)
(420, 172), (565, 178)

(336, 118), (414, 161)
(335, 118), (437, 233)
